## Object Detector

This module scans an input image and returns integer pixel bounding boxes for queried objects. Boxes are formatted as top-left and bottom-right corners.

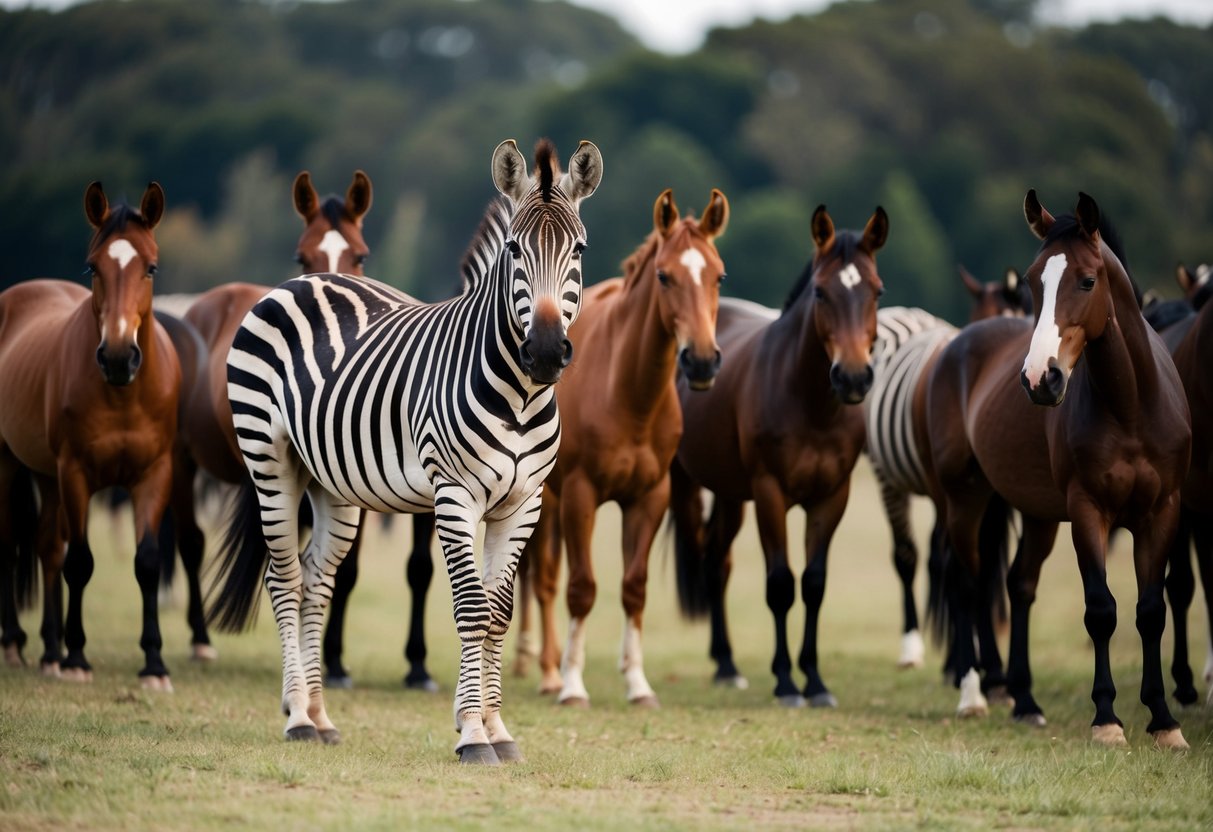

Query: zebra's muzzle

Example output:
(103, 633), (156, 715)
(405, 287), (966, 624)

(519, 328), (573, 384)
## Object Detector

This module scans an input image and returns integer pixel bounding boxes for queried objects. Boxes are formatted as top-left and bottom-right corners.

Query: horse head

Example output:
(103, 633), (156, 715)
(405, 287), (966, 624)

(84, 181), (163, 386)
(491, 138), (602, 385)
(960, 264), (1032, 322)
(292, 170), (372, 275)
(650, 188), (729, 390)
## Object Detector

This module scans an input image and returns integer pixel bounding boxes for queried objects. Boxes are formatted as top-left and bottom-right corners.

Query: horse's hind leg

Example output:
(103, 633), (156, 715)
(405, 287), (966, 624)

(403, 511), (437, 691)
(879, 476), (923, 669)
(1164, 510), (1198, 705)
(31, 476), (64, 675)
(322, 518), (360, 689)
(129, 454), (174, 689)
(1005, 518), (1057, 726)
(170, 449), (214, 662)
(0, 457), (27, 666)
(1187, 513), (1213, 703)
(523, 488), (563, 693)
(705, 495), (745, 688)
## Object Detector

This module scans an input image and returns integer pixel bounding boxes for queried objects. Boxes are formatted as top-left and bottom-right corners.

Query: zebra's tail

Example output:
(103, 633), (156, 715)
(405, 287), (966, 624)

(12, 466), (39, 611)
(206, 476), (269, 633)
(670, 465), (711, 620)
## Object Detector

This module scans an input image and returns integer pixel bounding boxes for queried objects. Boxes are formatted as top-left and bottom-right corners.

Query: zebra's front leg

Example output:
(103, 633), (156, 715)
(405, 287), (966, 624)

(300, 489), (362, 745)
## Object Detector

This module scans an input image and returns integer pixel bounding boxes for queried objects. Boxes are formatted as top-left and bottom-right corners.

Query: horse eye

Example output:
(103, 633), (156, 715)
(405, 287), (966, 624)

(656, 271), (670, 286)
(147, 264), (158, 278)
(814, 285), (826, 300)
(718, 273), (726, 285)
(355, 254), (368, 266)
(83, 264), (97, 277)
(294, 253), (306, 266)
(876, 286), (885, 298)
(1080, 275), (1096, 291)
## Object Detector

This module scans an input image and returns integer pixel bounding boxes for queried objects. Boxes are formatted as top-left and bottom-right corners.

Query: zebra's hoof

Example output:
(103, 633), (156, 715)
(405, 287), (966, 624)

(325, 674), (354, 690)
(191, 644), (218, 663)
(777, 694), (807, 708)
(808, 692), (838, 709)
(285, 725), (320, 742)
(1013, 712), (1047, 728)
(319, 729), (342, 746)
(713, 674), (749, 690)
(1151, 727), (1188, 751)
(457, 743), (501, 765)
(558, 695), (590, 709)
(404, 676), (439, 693)
(629, 694), (660, 709)
(491, 741), (524, 763)
(1091, 723), (1127, 747)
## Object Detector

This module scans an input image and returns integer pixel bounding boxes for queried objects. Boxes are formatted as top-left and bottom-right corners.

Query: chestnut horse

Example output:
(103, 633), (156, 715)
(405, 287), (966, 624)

(0, 181), (181, 688)
(521, 188), (729, 705)
(671, 205), (887, 706)
(926, 191), (1190, 748)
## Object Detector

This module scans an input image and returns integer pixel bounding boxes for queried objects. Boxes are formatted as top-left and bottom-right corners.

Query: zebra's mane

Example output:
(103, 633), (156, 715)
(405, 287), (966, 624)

(536, 139), (557, 203)
(459, 197), (514, 290)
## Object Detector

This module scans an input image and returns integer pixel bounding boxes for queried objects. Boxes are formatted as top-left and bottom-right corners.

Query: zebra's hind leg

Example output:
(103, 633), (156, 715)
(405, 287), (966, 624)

(879, 476), (923, 669)
(299, 486), (361, 746)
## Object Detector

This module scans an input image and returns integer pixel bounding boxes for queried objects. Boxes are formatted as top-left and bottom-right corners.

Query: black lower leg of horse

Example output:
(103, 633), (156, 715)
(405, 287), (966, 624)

(1194, 518), (1213, 685)
(765, 560), (798, 700)
(133, 534), (168, 678)
(946, 551), (980, 690)
(975, 499), (1009, 693)
(177, 519), (209, 649)
(1079, 563), (1120, 728)
(0, 543), (24, 660)
(403, 512), (436, 689)
(894, 537), (918, 635)
(1004, 530), (1047, 720)
(323, 524), (361, 686)
(798, 544), (833, 702)
(61, 539), (95, 673)
(1165, 513), (1197, 705)
(705, 500), (743, 683)
(1137, 579), (1179, 734)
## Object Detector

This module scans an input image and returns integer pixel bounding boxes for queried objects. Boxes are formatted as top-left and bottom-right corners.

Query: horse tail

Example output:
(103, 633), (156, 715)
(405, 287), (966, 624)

(206, 476), (269, 633)
(670, 461), (711, 620)
(11, 467), (39, 611)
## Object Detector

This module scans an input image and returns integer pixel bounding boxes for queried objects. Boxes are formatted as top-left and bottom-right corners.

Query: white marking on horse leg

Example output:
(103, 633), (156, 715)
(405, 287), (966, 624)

(107, 238), (137, 269)
(620, 616), (656, 703)
(679, 247), (707, 286)
(318, 229), (350, 273)
(838, 263), (861, 290)
(1203, 639), (1212, 691)
(1022, 253), (1067, 388)
(558, 616), (590, 704)
(898, 629), (925, 669)
(957, 668), (989, 717)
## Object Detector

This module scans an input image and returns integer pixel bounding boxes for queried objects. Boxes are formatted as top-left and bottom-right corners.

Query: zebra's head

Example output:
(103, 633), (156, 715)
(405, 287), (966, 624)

(491, 138), (603, 385)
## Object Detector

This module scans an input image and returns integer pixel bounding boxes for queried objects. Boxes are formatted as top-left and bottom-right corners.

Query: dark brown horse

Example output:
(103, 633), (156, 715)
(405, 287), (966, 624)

(0, 181), (181, 688)
(926, 191), (1190, 748)
(521, 188), (729, 705)
(671, 205), (887, 706)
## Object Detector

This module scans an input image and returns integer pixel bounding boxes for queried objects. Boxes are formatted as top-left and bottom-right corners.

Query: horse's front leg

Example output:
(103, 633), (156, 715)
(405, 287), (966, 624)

(617, 476), (671, 707)
(798, 483), (849, 708)
(168, 446), (214, 662)
(558, 474), (599, 707)
(1163, 509), (1197, 705)
(434, 483), (496, 764)
(403, 511), (438, 691)
(480, 487), (543, 763)
(1069, 500), (1123, 745)
(129, 454), (175, 689)
(1188, 512), (1213, 702)
(751, 475), (799, 706)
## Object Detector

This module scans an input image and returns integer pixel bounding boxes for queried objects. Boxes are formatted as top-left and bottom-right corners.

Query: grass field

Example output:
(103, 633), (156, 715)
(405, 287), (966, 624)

(1, 461), (1210, 831)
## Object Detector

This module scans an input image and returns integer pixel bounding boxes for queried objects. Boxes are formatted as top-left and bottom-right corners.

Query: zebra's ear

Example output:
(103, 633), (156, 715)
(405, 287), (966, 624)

(492, 140), (531, 202)
(560, 140), (603, 205)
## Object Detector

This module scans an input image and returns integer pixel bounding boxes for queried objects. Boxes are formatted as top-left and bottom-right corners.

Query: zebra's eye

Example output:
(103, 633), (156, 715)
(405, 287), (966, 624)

(573, 241), (587, 257)
(1080, 275), (1096, 291)
(508, 240), (522, 258)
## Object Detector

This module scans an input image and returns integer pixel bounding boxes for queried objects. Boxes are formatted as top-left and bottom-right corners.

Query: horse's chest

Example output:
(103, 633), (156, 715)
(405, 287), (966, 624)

(589, 443), (665, 499)
(762, 430), (859, 500)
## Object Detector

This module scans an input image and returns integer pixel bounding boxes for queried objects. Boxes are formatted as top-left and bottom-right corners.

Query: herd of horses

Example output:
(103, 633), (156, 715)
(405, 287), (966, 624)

(0, 138), (1209, 764)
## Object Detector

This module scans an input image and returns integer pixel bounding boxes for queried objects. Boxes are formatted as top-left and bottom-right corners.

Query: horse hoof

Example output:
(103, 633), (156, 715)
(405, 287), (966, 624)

(1151, 727), (1188, 751)
(713, 674), (749, 690)
(808, 692), (838, 709)
(1091, 724), (1127, 747)
(558, 695), (590, 709)
(326, 674), (354, 690)
(1013, 712), (1047, 728)
(191, 644), (218, 663)
(41, 662), (61, 678)
(60, 667), (93, 683)
(538, 671), (563, 695)
(777, 694), (807, 708)
(957, 703), (988, 719)
(457, 743), (501, 765)
(3, 644), (24, 668)
(319, 729), (342, 746)
(985, 686), (1014, 707)
(629, 694), (660, 709)
(140, 675), (173, 693)
(897, 631), (925, 669)
(491, 741), (524, 763)
(512, 658), (532, 678)
(285, 725), (320, 742)
(404, 677), (439, 693)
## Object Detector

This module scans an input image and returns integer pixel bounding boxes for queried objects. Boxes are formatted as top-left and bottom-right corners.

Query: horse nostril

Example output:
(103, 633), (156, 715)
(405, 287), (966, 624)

(678, 348), (692, 371)
(862, 364), (874, 389)
(1046, 366), (1064, 393)
(96, 343), (107, 369)
(712, 349), (722, 372)
(561, 338), (573, 368)
(129, 344), (143, 373)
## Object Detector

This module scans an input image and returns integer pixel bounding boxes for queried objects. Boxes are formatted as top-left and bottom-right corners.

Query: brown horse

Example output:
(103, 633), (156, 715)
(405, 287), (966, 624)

(0, 181), (181, 688)
(521, 188), (729, 705)
(926, 191), (1190, 748)
(671, 205), (887, 706)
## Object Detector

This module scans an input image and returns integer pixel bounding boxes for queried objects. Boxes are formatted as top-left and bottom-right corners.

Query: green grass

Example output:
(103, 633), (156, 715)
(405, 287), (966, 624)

(2, 462), (1211, 830)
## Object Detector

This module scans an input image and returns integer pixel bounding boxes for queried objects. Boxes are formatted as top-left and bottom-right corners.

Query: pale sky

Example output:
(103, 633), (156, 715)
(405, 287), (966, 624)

(1, 0), (1210, 54)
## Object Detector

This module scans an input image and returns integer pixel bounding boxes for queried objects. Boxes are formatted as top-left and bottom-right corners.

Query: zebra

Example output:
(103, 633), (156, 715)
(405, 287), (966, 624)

(207, 138), (603, 765)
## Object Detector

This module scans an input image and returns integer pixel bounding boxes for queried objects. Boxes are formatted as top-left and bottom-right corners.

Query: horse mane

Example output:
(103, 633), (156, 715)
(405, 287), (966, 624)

(320, 196), (348, 228)
(1040, 212), (1143, 308)
(621, 229), (661, 288)
(782, 231), (860, 312)
(535, 139), (557, 203)
(458, 197), (513, 291)
(88, 204), (142, 251)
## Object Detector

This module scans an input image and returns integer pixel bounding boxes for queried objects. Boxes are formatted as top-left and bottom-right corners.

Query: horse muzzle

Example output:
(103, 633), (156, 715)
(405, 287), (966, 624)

(830, 362), (874, 405)
(679, 347), (722, 391)
(519, 326), (573, 385)
(1020, 363), (1067, 407)
(96, 341), (142, 386)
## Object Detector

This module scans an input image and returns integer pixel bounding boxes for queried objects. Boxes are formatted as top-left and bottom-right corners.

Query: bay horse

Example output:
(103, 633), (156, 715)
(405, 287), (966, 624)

(671, 204), (887, 706)
(521, 188), (729, 705)
(926, 191), (1190, 748)
(0, 181), (181, 688)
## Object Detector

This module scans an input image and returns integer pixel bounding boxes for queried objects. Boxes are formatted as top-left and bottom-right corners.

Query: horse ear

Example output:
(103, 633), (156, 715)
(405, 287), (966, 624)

(1023, 189), (1054, 240)
(1075, 192), (1100, 238)
(492, 139), (531, 202)
(293, 171), (319, 220)
(958, 264), (983, 299)
(347, 170), (372, 223)
(810, 205), (835, 253)
(862, 206), (889, 253)
(140, 182), (165, 229)
(560, 140), (603, 205)
(699, 188), (729, 240)
(653, 189), (679, 236)
(84, 181), (109, 229)
(1176, 263), (1194, 294)
(1004, 268), (1020, 294)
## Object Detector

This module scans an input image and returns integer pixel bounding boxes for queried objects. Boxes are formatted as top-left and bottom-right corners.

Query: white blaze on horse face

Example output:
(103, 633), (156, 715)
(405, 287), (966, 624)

(318, 229), (350, 273)
(107, 239), (138, 270)
(679, 247), (707, 286)
(1022, 253), (1067, 388)
(839, 263), (861, 290)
